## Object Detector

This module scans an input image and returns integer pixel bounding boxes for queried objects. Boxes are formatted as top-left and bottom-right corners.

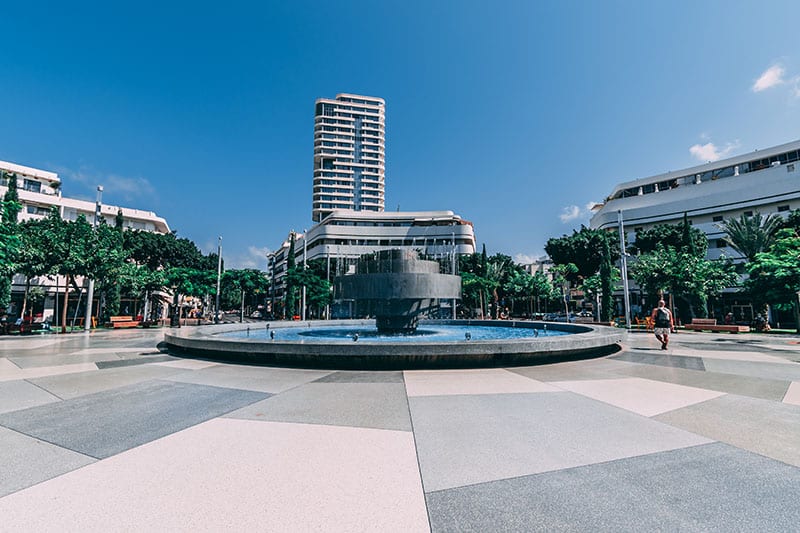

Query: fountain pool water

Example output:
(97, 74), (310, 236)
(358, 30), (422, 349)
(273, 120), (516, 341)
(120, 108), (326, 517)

(220, 323), (568, 343)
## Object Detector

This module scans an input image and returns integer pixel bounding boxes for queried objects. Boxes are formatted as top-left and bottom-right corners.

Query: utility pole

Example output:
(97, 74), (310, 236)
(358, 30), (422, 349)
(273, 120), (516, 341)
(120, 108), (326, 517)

(617, 210), (631, 331)
(85, 185), (103, 331)
(215, 236), (222, 323)
(301, 229), (307, 321)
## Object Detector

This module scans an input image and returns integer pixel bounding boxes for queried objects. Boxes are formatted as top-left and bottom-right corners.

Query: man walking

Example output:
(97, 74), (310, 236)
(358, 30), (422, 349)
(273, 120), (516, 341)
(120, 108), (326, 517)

(650, 299), (674, 350)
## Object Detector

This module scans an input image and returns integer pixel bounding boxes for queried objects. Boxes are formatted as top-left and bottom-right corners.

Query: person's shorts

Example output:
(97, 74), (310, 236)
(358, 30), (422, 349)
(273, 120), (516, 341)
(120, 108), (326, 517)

(654, 327), (671, 336)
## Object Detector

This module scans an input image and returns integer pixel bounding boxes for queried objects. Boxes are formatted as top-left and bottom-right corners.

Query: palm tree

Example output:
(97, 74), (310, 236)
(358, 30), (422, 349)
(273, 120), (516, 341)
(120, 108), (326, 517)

(717, 212), (783, 261)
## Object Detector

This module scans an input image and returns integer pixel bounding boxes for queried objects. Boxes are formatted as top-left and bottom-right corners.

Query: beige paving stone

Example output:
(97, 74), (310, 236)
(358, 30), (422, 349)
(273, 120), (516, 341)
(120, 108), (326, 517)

(0, 362), (98, 383)
(0, 418), (430, 532)
(551, 378), (726, 417)
(784, 382), (800, 406)
(404, 368), (560, 397)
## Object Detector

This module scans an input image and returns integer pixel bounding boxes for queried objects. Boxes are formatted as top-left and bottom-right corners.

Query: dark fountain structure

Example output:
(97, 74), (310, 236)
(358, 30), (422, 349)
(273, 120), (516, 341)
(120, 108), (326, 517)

(335, 249), (460, 333)
(165, 249), (622, 369)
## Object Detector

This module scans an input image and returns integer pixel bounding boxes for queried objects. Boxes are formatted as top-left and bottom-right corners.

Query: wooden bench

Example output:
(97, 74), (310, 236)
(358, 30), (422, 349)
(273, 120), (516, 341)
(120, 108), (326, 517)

(106, 316), (141, 329)
(684, 318), (750, 333)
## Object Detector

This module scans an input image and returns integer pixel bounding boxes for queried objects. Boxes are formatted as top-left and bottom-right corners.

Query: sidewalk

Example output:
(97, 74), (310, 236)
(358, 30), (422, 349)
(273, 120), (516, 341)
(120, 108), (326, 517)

(0, 329), (798, 531)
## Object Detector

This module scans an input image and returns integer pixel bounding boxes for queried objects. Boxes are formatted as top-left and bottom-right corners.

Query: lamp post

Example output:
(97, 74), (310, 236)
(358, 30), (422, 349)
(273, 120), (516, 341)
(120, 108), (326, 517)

(215, 236), (222, 324)
(301, 229), (307, 321)
(85, 185), (103, 332)
(617, 210), (632, 331)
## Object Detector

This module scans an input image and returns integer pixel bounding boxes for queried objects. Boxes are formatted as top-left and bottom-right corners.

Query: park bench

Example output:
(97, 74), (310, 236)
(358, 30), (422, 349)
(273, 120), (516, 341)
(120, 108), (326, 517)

(106, 316), (141, 329)
(684, 318), (750, 333)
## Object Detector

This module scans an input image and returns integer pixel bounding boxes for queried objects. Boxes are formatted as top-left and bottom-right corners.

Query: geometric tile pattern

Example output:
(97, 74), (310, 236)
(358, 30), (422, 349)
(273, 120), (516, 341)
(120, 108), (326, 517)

(426, 442), (800, 532)
(0, 328), (799, 530)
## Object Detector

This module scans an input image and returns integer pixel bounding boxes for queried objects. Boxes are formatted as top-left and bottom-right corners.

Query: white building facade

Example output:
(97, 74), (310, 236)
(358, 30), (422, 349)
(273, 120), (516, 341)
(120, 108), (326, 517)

(589, 140), (800, 323)
(268, 210), (476, 316)
(1, 159), (171, 323)
(313, 93), (385, 222)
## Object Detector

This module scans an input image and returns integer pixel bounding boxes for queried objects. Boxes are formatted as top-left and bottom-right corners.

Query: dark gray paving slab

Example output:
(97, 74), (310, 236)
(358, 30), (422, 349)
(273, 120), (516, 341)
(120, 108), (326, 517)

(163, 364), (332, 393)
(0, 426), (95, 497)
(227, 382), (412, 431)
(313, 371), (405, 383)
(612, 351), (706, 370)
(702, 358), (800, 381)
(426, 442), (800, 533)
(0, 380), (61, 414)
(409, 392), (711, 492)
(613, 362), (791, 402)
(655, 394), (800, 467)
(28, 364), (188, 399)
(0, 380), (268, 459)
(95, 355), (177, 369)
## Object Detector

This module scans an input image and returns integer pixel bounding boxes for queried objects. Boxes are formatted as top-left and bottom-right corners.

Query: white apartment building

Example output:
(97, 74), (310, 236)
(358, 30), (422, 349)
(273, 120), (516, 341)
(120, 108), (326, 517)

(589, 140), (800, 323)
(268, 210), (476, 314)
(1, 159), (171, 323)
(590, 139), (800, 262)
(312, 93), (385, 222)
(1, 160), (170, 232)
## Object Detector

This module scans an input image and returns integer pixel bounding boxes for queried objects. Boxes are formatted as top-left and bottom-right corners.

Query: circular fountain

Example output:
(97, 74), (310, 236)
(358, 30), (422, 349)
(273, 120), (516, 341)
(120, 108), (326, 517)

(164, 249), (622, 369)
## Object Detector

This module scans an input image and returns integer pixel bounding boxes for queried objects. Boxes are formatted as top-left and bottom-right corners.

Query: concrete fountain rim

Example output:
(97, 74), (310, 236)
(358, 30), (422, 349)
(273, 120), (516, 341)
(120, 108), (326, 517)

(163, 319), (624, 370)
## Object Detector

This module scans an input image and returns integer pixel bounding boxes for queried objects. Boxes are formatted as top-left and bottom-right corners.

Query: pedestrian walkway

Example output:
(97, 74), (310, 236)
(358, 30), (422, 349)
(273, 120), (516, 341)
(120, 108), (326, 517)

(1, 328), (799, 531)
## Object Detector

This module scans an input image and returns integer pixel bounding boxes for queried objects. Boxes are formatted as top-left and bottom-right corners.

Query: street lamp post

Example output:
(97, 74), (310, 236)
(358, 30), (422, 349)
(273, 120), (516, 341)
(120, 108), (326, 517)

(301, 229), (307, 321)
(85, 185), (103, 332)
(215, 236), (222, 324)
(617, 210), (632, 331)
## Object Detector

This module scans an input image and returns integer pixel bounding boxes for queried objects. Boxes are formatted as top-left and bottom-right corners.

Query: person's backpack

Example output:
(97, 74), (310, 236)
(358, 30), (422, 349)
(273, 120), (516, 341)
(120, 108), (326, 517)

(655, 308), (671, 328)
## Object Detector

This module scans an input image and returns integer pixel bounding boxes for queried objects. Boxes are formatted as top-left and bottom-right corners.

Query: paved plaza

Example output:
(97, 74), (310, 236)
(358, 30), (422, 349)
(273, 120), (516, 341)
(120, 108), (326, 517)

(1, 327), (799, 531)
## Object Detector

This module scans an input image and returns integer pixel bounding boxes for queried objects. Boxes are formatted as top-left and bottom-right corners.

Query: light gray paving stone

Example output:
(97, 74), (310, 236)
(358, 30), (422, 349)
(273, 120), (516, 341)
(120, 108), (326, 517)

(0, 426), (95, 498)
(426, 442), (800, 533)
(0, 380), (268, 459)
(0, 380), (61, 414)
(227, 382), (412, 431)
(701, 358), (800, 381)
(163, 364), (332, 393)
(409, 391), (711, 492)
(612, 362), (791, 401)
(612, 351), (706, 370)
(27, 364), (188, 399)
(313, 370), (404, 383)
(9, 351), (120, 369)
(655, 394), (800, 467)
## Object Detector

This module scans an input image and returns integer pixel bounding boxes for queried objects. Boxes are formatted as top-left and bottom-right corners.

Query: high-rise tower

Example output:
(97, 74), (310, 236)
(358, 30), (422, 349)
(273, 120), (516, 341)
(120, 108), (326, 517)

(312, 93), (385, 222)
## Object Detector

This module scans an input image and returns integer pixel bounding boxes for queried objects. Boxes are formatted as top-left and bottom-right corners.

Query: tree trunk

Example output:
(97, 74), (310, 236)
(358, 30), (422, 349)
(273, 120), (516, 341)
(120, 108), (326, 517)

(21, 278), (30, 320)
(793, 299), (800, 334)
(61, 276), (70, 333)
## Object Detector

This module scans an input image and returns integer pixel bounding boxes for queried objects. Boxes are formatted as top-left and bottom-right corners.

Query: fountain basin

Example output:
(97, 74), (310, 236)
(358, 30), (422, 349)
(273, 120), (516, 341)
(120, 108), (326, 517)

(164, 319), (623, 370)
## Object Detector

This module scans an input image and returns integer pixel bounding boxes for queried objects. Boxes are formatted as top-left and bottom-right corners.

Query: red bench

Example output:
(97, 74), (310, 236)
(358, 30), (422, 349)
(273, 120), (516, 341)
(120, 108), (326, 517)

(106, 316), (141, 329)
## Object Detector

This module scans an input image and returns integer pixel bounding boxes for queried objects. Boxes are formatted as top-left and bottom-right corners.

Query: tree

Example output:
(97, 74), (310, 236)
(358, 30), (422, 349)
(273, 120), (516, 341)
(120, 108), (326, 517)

(745, 228), (800, 332)
(0, 171), (21, 309)
(221, 269), (270, 317)
(545, 226), (619, 283)
(629, 244), (737, 321)
(284, 233), (297, 318)
(718, 211), (784, 261)
(633, 221), (707, 257)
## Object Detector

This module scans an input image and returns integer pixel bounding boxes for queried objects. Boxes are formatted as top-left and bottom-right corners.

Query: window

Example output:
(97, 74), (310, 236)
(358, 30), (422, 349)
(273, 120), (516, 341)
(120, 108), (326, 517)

(743, 211), (753, 217)
(778, 205), (790, 212)
(713, 215), (723, 222)
(23, 179), (41, 193)
(788, 164), (795, 172)
(715, 239), (728, 248)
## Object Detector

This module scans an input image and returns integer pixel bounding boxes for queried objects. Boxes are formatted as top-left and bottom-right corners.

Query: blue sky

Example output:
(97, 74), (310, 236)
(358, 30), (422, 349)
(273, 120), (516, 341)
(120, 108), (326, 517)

(2, 1), (799, 268)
